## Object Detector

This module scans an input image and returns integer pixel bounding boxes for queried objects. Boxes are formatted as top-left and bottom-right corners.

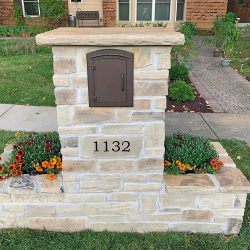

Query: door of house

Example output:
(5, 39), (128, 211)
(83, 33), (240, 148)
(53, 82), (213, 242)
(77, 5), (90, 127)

(227, 0), (250, 22)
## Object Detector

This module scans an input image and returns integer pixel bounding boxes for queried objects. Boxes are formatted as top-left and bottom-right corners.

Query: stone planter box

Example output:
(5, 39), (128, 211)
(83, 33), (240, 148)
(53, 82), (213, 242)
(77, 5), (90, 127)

(0, 141), (249, 234)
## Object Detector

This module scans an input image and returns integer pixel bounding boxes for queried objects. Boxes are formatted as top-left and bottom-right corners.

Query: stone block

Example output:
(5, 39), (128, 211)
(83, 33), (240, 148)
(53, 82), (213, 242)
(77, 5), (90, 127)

(89, 222), (169, 233)
(123, 174), (145, 182)
(11, 194), (65, 203)
(3, 204), (25, 213)
(134, 99), (152, 109)
(133, 47), (152, 69)
(54, 57), (76, 74)
(134, 70), (169, 80)
(61, 136), (78, 148)
(70, 75), (88, 88)
(226, 218), (243, 235)
(61, 148), (78, 157)
(169, 223), (225, 234)
(57, 106), (69, 126)
(182, 210), (213, 222)
(64, 193), (106, 203)
(101, 125), (143, 135)
(55, 88), (77, 105)
(28, 217), (86, 232)
(0, 212), (16, 227)
(145, 123), (165, 147)
(124, 183), (162, 191)
(107, 193), (138, 202)
(157, 53), (171, 70)
(211, 142), (228, 156)
(79, 174), (121, 192)
(72, 107), (115, 125)
(234, 194), (247, 208)
(116, 109), (132, 122)
(136, 158), (164, 172)
(80, 136), (143, 158)
(58, 126), (96, 136)
(145, 148), (165, 156)
(37, 175), (62, 194)
(219, 155), (236, 168)
(63, 181), (78, 193)
(78, 88), (89, 104)
(160, 194), (197, 210)
(57, 203), (138, 216)
(154, 97), (167, 109)
(199, 193), (234, 209)
(62, 172), (77, 182)
(147, 174), (163, 182)
(99, 160), (133, 172)
(140, 194), (158, 213)
(62, 160), (96, 172)
(26, 205), (56, 217)
(0, 194), (11, 202)
(89, 215), (127, 223)
(131, 112), (165, 122)
(135, 81), (168, 96)
(53, 74), (69, 87)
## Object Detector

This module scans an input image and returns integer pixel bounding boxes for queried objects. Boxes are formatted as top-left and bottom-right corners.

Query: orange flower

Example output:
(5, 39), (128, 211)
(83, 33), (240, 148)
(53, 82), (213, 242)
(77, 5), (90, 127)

(35, 166), (43, 172)
(176, 160), (181, 165)
(8, 165), (15, 171)
(0, 165), (4, 171)
(42, 161), (49, 168)
(57, 162), (62, 169)
(179, 164), (186, 171)
(15, 155), (21, 162)
(12, 170), (19, 177)
(0, 175), (6, 181)
(50, 158), (57, 166)
(47, 164), (54, 169)
(55, 157), (61, 163)
(212, 164), (219, 171)
(210, 159), (217, 166)
(218, 160), (224, 167)
(13, 160), (19, 165)
(16, 166), (22, 171)
(48, 173), (57, 180)
(164, 160), (171, 167)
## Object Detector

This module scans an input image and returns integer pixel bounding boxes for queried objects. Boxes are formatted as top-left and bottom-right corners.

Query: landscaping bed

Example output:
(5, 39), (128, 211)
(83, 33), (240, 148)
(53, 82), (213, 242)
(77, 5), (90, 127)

(166, 78), (213, 113)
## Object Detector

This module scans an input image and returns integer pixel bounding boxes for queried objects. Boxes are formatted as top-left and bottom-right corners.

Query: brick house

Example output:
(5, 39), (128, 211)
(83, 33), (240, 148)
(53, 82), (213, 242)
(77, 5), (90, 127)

(0, 0), (230, 29)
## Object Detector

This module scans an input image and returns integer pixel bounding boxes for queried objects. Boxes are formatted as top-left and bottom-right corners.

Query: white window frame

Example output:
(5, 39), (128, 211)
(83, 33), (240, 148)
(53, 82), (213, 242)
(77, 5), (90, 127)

(21, 0), (40, 17)
(135, 0), (172, 22)
(175, 0), (186, 21)
(117, 0), (132, 23)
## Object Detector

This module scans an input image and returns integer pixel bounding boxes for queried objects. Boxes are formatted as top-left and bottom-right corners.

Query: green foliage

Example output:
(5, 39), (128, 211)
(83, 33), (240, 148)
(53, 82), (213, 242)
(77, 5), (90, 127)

(0, 25), (50, 37)
(169, 63), (189, 81)
(168, 80), (195, 103)
(13, 4), (25, 26)
(164, 133), (219, 175)
(39, 0), (66, 26)
(213, 12), (241, 57)
(172, 21), (199, 62)
(7, 132), (61, 174)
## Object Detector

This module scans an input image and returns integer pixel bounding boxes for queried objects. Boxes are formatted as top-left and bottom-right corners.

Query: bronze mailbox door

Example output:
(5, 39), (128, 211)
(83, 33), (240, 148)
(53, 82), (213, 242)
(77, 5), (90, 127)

(87, 49), (134, 107)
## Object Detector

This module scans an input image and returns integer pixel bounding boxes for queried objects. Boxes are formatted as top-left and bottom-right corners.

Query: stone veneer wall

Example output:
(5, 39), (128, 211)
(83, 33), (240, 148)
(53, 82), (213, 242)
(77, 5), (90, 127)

(103, 0), (116, 26)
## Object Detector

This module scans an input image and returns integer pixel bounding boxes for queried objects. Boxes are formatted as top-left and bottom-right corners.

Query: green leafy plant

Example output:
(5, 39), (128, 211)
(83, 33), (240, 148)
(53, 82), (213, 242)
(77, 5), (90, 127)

(172, 21), (199, 63)
(213, 12), (241, 57)
(164, 133), (223, 175)
(169, 63), (189, 81)
(13, 4), (25, 26)
(7, 132), (61, 174)
(39, 0), (67, 26)
(168, 80), (195, 103)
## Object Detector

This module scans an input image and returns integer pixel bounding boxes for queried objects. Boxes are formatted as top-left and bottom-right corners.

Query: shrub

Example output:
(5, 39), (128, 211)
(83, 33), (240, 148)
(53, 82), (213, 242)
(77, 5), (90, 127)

(5, 132), (61, 175)
(13, 4), (25, 26)
(168, 80), (195, 103)
(164, 133), (223, 175)
(169, 63), (189, 81)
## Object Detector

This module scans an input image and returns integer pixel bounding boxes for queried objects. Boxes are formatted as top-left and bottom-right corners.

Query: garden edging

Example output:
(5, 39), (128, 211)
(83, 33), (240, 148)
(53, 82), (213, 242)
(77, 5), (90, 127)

(0, 141), (249, 234)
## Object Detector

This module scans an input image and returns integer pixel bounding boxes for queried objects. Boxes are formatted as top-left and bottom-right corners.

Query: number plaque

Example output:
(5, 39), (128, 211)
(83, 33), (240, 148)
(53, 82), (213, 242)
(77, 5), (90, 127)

(80, 136), (143, 158)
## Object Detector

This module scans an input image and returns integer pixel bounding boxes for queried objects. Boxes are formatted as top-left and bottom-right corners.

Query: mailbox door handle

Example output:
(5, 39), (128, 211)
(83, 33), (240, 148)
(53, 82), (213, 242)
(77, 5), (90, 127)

(121, 73), (125, 91)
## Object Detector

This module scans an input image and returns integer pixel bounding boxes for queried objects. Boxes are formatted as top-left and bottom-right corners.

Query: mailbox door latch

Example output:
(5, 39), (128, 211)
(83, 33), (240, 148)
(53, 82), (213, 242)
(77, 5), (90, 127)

(93, 95), (97, 102)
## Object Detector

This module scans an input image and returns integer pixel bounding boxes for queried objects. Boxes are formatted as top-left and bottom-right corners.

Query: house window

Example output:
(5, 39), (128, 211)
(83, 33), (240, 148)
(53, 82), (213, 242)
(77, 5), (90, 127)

(137, 0), (171, 22)
(71, 0), (81, 2)
(238, 0), (243, 3)
(22, 0), (40, 16)
(176, 0), (185, 20)
(119, 0), (130, 21)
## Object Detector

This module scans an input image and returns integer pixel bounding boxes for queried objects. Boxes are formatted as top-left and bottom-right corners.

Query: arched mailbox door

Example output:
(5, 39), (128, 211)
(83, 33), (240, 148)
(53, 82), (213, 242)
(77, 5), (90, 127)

(87, 49), (134, 107)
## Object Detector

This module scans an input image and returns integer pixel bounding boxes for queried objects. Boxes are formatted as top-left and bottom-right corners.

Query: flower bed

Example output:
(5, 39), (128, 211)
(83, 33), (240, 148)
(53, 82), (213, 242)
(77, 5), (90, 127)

(0, 132), (61, 181)
(164, 133), (224, 174)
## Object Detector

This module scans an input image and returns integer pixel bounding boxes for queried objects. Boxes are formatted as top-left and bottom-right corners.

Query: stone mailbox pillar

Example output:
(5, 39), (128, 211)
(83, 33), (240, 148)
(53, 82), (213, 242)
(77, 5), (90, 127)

(36, 28), (185, 232)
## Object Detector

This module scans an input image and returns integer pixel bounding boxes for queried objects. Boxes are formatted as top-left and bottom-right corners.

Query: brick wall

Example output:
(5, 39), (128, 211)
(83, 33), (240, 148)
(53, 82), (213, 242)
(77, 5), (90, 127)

(0, 0), (67, 27)
(186, 0), (228, 29)
(103, 0), (116, 27)
(0, 0), (15, 25)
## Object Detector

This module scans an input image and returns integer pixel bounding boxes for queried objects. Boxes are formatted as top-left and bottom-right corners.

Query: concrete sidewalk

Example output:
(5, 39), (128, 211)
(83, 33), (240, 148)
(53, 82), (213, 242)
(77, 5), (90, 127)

(0, 104), (250, 144)
(0, 104), (57, 132)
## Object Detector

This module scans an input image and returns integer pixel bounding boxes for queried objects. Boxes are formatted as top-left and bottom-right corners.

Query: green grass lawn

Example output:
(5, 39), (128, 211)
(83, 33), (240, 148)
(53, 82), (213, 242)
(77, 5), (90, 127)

(0, 131), (249, 249)
(0, 40), (55, 106)
(231, 36), (250, 78)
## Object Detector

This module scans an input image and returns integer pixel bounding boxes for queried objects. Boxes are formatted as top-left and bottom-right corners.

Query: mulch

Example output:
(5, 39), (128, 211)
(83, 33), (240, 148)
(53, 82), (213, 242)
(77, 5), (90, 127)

(246, 76), (250, 81)
(166, 78), (214, 113)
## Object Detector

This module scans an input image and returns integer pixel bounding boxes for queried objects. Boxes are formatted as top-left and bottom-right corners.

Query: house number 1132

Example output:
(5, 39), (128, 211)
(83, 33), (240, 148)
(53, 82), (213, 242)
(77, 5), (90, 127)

(93, 141), (131, 152)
